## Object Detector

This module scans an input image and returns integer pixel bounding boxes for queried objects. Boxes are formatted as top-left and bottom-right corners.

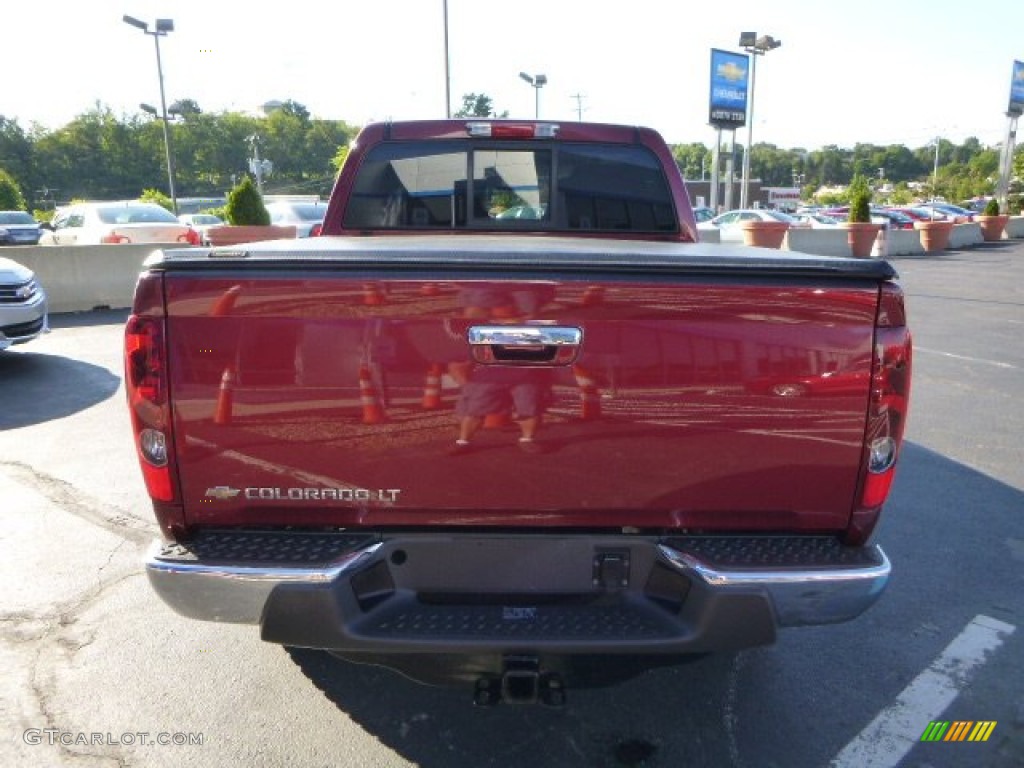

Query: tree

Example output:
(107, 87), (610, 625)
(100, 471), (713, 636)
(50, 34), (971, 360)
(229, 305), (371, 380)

(454, 93), (507, 118)
(331, 144), (350, 175)
(672, 143), (711, 180)
(140, 188), (173, 211)
(224, 175), (269, 225)
(0, 118), (33, 198)
(0, 168), (26, 210)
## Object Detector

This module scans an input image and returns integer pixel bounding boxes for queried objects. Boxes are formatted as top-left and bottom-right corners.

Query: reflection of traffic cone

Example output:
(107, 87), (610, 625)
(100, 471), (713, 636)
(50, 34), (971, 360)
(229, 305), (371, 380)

(421, 363), (442, 409)
(573, 364), (602, 420)
(483, 412), (512, 429)
(214, 367), (235, 425)
(582, 285), (605, 307)
(359, 365), (386, 424)
(491, 304), (520, 320)
(362, 283), (385, 306)
(211, 285), (242, 316)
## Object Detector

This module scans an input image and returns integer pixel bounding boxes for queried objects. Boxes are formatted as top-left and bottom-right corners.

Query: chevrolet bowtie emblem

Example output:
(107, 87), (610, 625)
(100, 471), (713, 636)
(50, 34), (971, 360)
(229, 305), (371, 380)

(205, 486), (241, 500)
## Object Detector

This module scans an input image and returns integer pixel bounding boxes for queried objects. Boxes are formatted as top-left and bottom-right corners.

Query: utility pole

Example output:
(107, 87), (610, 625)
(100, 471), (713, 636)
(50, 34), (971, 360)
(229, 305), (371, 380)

(570, 93), (586, 121)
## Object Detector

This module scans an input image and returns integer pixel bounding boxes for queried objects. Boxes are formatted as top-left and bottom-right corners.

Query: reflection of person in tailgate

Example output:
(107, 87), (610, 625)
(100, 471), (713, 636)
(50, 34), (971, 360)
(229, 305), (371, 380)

(447, 285), (555, 456)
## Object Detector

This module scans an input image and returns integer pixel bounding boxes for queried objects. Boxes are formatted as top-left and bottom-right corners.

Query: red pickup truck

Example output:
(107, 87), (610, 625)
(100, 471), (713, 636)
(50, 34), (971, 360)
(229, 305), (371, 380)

(126, 120), (911, 705)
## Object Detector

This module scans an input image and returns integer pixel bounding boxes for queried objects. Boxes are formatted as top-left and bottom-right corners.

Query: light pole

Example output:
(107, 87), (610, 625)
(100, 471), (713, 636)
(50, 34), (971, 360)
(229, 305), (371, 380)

(738, 32), (781, 210)
(443, 0), (451, 118)
(247, 135), (273, 196)
(123, 15), (178, 214)
(519, 72), (547, 118)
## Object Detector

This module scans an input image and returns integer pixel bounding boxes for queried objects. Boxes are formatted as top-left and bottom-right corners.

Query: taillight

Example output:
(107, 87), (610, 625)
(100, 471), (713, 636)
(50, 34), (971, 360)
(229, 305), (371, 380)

(465, 122), (559, 138)
(102, 231), (130, 244)
(310, 222), (323, 237)
(847, 283), (912, 544)
(125, 312), (178, 503)
(182, 229), (201, 245)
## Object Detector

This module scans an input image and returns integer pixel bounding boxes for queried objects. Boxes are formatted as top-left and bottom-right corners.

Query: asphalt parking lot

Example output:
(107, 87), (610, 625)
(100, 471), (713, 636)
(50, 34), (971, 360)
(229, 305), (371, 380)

(1, 241), (1022, 767)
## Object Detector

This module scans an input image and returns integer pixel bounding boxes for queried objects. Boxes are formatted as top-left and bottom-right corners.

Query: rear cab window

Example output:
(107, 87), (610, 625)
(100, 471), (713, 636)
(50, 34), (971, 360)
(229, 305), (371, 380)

(343, 140), (679, 235)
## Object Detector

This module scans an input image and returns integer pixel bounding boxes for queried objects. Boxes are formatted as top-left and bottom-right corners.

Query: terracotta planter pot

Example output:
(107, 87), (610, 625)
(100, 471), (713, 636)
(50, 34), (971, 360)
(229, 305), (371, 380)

(976, 214), (1009, 242)
(740, 220), (789, 249)
(205, 224), (297, 246)
(913, 220), (953, 252)
(842, 222), (882, 258)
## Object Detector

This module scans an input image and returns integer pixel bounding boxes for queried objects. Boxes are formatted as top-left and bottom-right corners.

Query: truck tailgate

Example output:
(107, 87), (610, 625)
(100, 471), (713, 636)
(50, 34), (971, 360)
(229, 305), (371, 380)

(159, 236), (887, 533)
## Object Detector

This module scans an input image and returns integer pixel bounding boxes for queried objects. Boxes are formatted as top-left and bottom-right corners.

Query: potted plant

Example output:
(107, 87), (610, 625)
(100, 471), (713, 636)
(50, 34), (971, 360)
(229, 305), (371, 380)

(976, 198), (1009, 242)
(740, 214), (790, 249)
(913, 204), (954, 253)
(205, 176), (296, 246)
(842, 175), (881, 258)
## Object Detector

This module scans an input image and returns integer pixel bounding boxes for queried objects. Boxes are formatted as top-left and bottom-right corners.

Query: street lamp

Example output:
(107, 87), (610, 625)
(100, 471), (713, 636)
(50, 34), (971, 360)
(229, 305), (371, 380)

(123, 15), (178, 214)
(443, 0), (451, 118)
(247, 135), (273, 195)
(519, 72), (547, 119)
(738, 32), (781, 209)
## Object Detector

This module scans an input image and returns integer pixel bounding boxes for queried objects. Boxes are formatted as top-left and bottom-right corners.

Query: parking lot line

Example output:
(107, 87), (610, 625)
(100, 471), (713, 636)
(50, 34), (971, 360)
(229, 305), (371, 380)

(830, 614), (1015, 768)
(914, 346), (1019, 371)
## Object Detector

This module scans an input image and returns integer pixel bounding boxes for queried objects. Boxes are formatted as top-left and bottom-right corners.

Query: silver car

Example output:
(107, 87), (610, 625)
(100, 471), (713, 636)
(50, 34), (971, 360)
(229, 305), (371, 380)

(0, 257), (48, 350)
(0, 211), (43, 245)
(264, 200), (328, 238)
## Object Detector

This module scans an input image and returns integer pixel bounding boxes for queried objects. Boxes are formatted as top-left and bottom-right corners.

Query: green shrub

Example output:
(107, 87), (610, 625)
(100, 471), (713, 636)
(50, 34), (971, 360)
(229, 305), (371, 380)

(847, 174), (872, 223)
(983, 198), (1000, 216)
(0, 168), (27, 211)
(140, 188), (173, 212)
(225, 176), (269, 225)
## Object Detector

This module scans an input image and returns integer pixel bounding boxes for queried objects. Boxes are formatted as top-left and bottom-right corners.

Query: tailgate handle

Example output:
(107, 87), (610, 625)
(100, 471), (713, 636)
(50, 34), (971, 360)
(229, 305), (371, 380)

(467, 325), (582, 365)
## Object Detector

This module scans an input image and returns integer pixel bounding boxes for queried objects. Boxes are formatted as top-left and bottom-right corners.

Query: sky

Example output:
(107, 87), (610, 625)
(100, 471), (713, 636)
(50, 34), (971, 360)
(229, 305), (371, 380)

(3, 1), (1022, 152)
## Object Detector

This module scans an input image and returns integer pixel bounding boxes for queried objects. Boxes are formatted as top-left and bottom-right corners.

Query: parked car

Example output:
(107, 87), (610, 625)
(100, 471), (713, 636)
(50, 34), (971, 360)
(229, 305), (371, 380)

(178, 213), (224, 245)
(265, 200), (329, 237)
(692, 205), (715, 223)
(39, 202), (195, 245)
(0, 256), (47, 349)
(0, 211), (43, 246)
(889, 207), (949, 222)
(698, 208), (803, 242)
(790, 212), (842, 228)
(868, 209), (916, 230)
(494, 204), (548, 220)
(915, 202), (975, 223)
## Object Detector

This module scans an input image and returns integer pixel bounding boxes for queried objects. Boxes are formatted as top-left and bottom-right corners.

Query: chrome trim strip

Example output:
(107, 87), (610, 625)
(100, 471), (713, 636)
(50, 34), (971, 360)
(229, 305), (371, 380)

(144, 540), (382, 624)
(467, 325), (582, 347)
(658, 543), (891, 627)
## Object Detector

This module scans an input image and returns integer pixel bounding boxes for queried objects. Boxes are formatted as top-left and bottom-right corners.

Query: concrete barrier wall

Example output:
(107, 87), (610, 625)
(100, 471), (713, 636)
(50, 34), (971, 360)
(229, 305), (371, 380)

(783, 229), (850, 257)
(949, 223), (983, 250)
(1005, 216), (1024, 239)
(1, 244), (195, 314)
(4, 219), (1023, 315)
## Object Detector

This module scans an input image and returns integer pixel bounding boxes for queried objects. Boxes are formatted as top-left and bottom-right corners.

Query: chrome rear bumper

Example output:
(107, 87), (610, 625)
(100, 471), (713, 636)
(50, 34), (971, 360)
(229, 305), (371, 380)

(146, 531), (890, 653)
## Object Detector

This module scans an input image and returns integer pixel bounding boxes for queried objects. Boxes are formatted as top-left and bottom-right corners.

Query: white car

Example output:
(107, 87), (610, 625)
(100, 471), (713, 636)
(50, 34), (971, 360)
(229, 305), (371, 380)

(39, 202), (196, 245)
(790, 212), (842, 229)
(178, 213), (224, 245)
(264, 200), (328, 238)
(697, 209), (804, 243)
(0, 257), (47, 350)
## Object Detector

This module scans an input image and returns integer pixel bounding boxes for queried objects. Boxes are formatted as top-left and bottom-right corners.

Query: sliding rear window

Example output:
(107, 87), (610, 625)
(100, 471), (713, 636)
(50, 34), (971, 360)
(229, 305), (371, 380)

(343, 141), (678, 234)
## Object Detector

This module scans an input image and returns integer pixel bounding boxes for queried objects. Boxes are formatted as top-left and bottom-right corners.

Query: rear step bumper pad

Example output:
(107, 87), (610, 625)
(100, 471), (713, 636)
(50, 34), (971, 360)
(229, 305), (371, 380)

(145, 532), (890, 653)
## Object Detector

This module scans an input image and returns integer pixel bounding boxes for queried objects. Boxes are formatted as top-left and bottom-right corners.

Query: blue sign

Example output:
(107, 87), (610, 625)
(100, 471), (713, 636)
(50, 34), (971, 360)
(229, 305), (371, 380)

(709, 49), (749, 128)
(1010, 60), (1024, 116)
